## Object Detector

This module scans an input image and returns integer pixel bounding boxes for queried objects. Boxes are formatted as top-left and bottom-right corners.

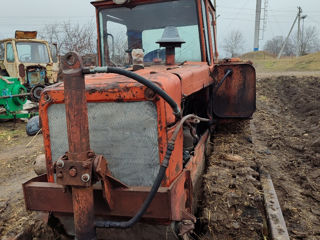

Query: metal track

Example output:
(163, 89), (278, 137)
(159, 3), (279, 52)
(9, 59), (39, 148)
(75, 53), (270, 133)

(261, 171), (290, 240)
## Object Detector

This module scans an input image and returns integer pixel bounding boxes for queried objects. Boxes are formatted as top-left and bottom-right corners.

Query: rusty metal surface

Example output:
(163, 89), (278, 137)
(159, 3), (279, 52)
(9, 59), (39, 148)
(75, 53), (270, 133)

(185, 131), (208, 212)
(169, 63), (213, 97)
(55, 153), (94, 187)
(23, 128), (209, 223)
(62, 53), (90, 154)
(41, 68), (183, 187)
(212, 62), (256, 118)
(261, 172), (290, 240)
(60, 52), (96, 240)
(23, 171), (191, 221)
(165, 47), (175, 65)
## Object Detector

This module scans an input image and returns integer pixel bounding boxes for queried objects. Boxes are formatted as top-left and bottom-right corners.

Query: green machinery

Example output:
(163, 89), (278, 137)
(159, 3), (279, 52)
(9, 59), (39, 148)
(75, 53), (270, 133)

(0, 76), (37, 119)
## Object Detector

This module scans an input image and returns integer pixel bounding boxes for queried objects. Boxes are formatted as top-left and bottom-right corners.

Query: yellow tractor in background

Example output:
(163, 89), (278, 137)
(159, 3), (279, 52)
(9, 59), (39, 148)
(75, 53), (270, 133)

(0, 31), (59, 100)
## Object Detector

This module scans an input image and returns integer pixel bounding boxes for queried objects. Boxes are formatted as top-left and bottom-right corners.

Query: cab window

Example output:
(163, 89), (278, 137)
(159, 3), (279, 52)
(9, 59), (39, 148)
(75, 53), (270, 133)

(6, 43), (15, 62)
(0, 43), (4, 60)
(50, 44), (58, 63)
(208, 9), (217, 61)
(201, 0), (211, 65)
(99, 0), (201, 66)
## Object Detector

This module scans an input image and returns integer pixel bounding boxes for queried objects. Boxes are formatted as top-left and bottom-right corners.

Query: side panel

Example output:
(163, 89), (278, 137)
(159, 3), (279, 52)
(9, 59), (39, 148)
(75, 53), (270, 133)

(212, 63), (256, 118)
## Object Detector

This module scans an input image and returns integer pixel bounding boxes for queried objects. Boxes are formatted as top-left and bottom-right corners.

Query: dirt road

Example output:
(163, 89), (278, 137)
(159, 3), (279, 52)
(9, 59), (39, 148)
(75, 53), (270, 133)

(0, 73), (319, 240)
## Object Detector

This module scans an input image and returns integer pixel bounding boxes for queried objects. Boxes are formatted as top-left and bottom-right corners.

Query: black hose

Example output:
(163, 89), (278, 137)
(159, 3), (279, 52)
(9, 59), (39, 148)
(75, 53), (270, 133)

(213, 69), (233, 93)
(85, 68), (203, 229)
(83, 66), (181, 118)
(95, 143), (174, 229)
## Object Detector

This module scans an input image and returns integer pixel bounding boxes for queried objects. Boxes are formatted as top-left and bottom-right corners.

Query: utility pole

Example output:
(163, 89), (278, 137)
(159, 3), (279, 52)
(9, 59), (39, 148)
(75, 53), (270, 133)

(297, 7), (302, 57)
(253, 0), (262, 51)
(277, 7), (301, 59)
(261, 0), (268, 40)
(300, 15), (308, 55)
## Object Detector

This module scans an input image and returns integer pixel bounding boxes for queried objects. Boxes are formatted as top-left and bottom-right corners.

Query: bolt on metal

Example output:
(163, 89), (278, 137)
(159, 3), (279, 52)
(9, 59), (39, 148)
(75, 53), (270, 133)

(81, 174), (90, 183)
(56, 160), (65, 168)
(69, 168), (77, 177)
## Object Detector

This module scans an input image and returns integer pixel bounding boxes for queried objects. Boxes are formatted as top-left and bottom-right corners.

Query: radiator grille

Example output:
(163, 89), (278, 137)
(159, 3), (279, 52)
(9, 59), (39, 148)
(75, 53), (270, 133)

(47, 101), (160, 186)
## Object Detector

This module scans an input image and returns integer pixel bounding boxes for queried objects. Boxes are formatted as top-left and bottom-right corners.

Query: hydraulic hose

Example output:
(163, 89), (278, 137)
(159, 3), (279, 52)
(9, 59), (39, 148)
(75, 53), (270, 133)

(83, 66), (181, 118)
(95, 148), (171, 229)
(95, 114), (209, 229)
(213, 69), (233, 93)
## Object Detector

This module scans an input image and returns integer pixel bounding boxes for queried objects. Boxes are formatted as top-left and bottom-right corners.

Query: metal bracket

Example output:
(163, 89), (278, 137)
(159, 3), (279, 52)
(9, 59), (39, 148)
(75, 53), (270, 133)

(178, 210), (197, 236)
(93, 155), (128, 209)
(55, 151), (94, 187)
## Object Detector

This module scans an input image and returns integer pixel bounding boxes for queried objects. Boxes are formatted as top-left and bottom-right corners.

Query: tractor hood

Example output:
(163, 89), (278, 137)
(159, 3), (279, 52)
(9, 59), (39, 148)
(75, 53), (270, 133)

(42, 62), (213, 124)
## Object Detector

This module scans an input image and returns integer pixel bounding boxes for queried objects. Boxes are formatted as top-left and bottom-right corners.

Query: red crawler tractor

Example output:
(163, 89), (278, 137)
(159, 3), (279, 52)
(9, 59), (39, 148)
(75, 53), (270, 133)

(22, 0), (256, 239)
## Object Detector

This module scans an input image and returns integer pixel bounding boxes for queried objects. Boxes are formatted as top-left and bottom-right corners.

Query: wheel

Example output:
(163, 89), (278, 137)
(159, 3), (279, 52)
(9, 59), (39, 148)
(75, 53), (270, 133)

(30, 84), (45, 102)
(26, 116), (41, 136)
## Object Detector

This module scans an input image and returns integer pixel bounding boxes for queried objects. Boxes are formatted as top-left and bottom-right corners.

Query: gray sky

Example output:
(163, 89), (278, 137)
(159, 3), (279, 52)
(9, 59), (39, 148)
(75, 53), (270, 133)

(217, 0), (320, 55)
(1, 0), (319, 57)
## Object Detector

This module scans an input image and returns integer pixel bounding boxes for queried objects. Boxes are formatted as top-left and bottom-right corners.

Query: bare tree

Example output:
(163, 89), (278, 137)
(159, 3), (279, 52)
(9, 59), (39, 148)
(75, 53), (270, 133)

(291, 26), (320, 55)
(223, 30), (245, 57)
(39, 21), (96, 56)
(109, 32), (128, 66)
(39, 24), (63, 53)
(264, 36), (295, 56)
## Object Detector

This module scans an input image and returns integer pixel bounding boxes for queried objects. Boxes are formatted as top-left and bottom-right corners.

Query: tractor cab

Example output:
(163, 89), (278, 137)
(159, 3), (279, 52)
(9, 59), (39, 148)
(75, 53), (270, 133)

(92, 0), (255, 119)
(92, 0), (218, 67)
(0, 31), (59, 91)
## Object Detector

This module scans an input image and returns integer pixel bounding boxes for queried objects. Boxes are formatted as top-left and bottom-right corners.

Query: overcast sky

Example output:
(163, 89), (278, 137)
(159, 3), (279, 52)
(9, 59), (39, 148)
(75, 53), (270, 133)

(1, 0), (319, 57)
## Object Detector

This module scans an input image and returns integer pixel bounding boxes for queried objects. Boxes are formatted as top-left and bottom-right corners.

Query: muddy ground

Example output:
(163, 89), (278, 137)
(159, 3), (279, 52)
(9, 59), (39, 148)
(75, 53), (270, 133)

(200, 74), (320, 240)
(0, 73), (319, 240)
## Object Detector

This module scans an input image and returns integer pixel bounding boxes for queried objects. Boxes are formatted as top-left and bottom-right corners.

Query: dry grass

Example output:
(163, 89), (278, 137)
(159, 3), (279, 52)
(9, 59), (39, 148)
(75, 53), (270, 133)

(0, 121), (26, 147)
(241, 51), (320, 72)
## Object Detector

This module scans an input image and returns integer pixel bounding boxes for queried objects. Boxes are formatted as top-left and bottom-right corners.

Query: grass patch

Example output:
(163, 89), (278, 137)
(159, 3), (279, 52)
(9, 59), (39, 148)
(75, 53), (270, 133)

(241, 51), (320, 72)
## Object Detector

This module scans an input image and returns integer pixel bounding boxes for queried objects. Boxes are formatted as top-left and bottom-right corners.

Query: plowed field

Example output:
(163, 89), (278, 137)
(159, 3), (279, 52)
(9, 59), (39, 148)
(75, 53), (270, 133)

(0, 73), (319, 240)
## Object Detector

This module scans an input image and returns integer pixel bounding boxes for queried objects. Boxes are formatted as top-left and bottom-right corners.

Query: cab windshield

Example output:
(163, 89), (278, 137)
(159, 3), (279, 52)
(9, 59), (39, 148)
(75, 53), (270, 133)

(99, 0), (201, 66)
(16, 42), (50, 63)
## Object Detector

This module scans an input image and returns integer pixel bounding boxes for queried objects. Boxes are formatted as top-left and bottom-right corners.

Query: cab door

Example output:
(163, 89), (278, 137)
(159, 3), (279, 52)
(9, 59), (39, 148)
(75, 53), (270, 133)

(49, 43), (59, 83)
(0, 42), (5, 73)
(4, 41), (18, 77)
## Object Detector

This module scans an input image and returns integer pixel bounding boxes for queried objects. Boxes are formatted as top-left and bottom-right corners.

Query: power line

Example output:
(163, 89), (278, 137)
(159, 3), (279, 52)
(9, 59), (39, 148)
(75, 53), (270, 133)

(0, 15), (94, 19)
(219, 17), (292, 24)
(218, 5), (320, 14)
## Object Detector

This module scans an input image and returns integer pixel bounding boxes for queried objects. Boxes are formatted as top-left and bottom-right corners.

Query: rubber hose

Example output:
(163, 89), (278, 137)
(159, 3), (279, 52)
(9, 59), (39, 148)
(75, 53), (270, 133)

(92, 67), (181, 118)
(87, 66), (181, 228)
(213, 69), (233, 93)
(95, 143), (174, 229)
